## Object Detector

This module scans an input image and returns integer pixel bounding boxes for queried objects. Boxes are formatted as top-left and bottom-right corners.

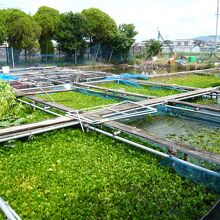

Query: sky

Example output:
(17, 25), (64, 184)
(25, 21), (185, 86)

(0, 0), (218, 41)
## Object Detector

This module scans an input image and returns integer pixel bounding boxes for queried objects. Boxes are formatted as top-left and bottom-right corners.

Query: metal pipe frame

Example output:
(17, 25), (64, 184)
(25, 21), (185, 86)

(0, 197), (21, 220)
(86, 125), (219, 174)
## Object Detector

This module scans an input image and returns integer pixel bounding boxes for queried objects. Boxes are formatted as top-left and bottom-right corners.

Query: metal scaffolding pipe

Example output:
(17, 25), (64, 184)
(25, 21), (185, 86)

(0, 197), (21, 220)
(17, 99), (63, 117)
(86, 125), (218, 173)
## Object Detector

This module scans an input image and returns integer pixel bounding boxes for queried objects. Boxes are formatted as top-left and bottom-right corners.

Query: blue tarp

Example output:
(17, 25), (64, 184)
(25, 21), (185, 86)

(104, 73), (149, 88)
(0, 74), (18, 81)
(161, 156), (220, 193)
(105, 73), (149, 81)
(119, 73), (149, 80)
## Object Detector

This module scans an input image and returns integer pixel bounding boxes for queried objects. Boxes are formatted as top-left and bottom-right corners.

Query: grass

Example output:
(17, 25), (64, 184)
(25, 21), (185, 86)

(97, 82), (180, 97)
(150, 74), (220, 88)
(0, 128), (218, 219)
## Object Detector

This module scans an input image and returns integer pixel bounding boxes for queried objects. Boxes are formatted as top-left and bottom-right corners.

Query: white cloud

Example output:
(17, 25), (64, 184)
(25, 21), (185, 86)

(1, 0), (219, 41)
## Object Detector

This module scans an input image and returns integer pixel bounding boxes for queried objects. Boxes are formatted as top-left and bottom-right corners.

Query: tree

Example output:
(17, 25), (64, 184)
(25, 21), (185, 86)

(0, 12), (6, 45)
(111, 24), (138, 62)
(146, 39), (162, 58)
(82, 8), (118, 45)
(34, 6), (60, 57)
(56, 12), (89, 62)
(0, 9), (41, 62)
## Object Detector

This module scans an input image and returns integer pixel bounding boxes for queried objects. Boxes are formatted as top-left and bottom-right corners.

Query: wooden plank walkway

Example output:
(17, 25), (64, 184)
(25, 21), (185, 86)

(84, 87), (218, 118)
(0, 117), (75, 136)
(167, 100), (220, 112)
(104, 121), (220, 165)
(0, 117), (78, 142)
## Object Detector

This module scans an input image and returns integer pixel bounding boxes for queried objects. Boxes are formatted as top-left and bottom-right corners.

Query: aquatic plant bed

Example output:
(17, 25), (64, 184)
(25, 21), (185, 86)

(0, 128), (218, 219)
(38, 91), (118, 110)
(96, 82), (181, 97)
(150, 74), (220, 88)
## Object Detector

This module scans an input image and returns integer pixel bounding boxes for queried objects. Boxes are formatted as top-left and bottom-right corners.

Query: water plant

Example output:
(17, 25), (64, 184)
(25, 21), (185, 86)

(98, 82), (180, 97)
(39, 91), (117, 109)
(151, 74), (220, 88)
(0, 128), (218, 219)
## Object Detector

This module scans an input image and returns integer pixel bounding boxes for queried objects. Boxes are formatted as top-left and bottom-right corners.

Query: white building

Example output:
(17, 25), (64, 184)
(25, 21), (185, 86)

(162, 39), (200, 53)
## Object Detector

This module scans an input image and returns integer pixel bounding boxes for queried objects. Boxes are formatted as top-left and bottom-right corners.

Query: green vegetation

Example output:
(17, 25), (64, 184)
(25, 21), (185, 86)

(34, 6), (60, 56)
(0, 81), (19, 117)
(0, 81), (52, 127)
(0, 6), (138, 64)
(111, 24), (138, 61)
(82, 8), (118, 45)
(194, 97), (218, 105)
(151, 74), (220, 88)
(0, 105), (53, 128)
(169, 129), (220, 154)
(0, 128), (218, 219)
(0, 15), (6, 45)
(39, 91), (117, 109)
(1, 76), (219, 219)
(145, 39), (163, 58)
(98, 82), (180, 97)
(56, 12), (89, 61)
(0, 9), (41, 59)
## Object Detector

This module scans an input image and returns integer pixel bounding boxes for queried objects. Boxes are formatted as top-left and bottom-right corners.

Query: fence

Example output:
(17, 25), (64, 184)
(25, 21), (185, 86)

(0, 44), (133, 68)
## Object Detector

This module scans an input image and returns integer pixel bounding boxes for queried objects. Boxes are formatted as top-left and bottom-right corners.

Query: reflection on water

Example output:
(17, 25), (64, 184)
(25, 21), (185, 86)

(102, 66), (177, 75)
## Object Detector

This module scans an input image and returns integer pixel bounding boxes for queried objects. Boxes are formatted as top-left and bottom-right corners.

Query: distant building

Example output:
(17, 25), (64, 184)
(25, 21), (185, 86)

(162, 39), (201, 53)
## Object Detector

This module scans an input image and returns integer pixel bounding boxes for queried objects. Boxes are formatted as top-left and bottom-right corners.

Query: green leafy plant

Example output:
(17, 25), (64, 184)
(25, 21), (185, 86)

(99, 82), (180, 97)
(0, 80), (21, 117)
(0, 128), (218, 219)
(151, 74), (220, 88)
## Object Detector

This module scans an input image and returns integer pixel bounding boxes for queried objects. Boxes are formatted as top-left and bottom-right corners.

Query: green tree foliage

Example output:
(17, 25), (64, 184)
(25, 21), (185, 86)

(82, 8), (118, 45)
(111, 24), (138, 61)
(0, 9), (41, 50)
(0, 12), (6, 45)
(146, 39), (162, 58)
(34, 6), (60, 55)
(56, 12), (89, 58)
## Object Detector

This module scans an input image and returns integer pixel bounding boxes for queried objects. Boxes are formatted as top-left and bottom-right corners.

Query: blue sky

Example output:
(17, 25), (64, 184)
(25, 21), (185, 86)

(0, 0), (218, 41)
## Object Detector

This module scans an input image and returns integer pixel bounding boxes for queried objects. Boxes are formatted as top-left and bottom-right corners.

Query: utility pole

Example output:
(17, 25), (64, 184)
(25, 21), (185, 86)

(215, 0), (220, 52)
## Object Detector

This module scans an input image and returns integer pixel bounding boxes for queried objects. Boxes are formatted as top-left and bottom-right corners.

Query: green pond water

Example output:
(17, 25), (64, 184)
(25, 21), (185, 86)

(129, 114), (220, 154)
(131, 115), (218, 137)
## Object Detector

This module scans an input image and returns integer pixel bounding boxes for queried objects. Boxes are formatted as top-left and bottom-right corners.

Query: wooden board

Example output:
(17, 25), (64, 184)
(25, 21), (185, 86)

(167, 100), (220, 112)
(0, 117), (75, 136)
(84, 88), (217, 118)
(0, 120), (79, 143)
